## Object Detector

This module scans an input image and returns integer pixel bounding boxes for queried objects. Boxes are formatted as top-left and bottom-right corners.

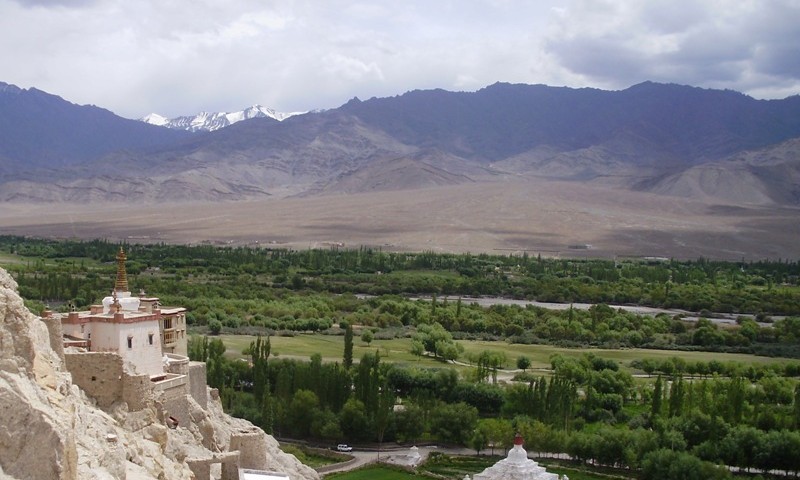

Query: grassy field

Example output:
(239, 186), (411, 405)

(278, 444), (346, 468)
(0, 252), (24, 265)
(216, 333), (793, 373)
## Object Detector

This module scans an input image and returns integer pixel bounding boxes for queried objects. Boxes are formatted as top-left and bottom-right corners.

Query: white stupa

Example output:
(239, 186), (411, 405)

(466, 434), (567, 480)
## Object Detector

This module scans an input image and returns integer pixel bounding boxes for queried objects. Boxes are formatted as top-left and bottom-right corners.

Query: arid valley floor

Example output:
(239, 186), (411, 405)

(0, 179), (797, 260)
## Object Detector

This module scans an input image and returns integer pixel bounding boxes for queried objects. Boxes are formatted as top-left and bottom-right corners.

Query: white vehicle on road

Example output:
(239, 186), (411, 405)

(336, 444), (353, 452)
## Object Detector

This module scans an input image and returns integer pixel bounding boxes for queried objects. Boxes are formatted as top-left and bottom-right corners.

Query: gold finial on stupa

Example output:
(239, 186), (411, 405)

(115, 247), (129, 293)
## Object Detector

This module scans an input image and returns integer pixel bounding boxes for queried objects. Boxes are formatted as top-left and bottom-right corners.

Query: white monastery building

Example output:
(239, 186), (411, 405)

(58, 247), (188, 376)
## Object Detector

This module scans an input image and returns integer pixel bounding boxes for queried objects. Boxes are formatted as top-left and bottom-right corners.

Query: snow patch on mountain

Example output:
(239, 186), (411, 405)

(139, 105), (304, 132)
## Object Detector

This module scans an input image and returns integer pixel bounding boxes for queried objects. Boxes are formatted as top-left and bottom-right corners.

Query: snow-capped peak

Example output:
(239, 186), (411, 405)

(139, 105), (304, 132)
(139, 113), (170, 126)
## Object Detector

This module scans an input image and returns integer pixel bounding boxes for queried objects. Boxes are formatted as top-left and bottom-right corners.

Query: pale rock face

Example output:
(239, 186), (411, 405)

(0, 267), (319, 480)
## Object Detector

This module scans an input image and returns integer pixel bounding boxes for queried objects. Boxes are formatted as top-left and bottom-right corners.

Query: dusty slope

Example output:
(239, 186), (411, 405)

(641, 138), (800, 206)
(0, 178), (796, 260)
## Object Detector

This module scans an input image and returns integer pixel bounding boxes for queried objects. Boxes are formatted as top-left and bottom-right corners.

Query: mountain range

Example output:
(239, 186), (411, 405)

(0, 80), (799, 207)
(139, 105), (305, 132)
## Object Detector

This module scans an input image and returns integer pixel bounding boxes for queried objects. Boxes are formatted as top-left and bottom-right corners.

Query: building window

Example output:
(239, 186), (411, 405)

(127, 336), (133, 349)
(148, 333), (154, 345)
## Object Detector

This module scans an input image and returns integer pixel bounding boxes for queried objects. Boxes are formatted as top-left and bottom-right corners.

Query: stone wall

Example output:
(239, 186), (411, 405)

(157, 377), (191, 427)
(188, 361), (208, 409)
(64, 352), (124, 408)
(123, 372), (153, 412)
(64, 351), (154, 411)
(230, 427), (268, 470)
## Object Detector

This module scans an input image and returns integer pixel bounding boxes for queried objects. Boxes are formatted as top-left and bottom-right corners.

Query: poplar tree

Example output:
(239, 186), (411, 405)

(652, 375), (664, 419)
(343, 324), (354, 369)
(250, 335), (270, 405)
(669, 375), (684, 418)
(794, 384), (800, 428)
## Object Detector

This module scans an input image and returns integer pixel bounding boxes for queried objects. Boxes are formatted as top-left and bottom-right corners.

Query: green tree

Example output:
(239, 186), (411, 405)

(429, 402), (478, 445)
(343, 324), (354, 369)
(361, 329), (374, 346)
(375, 381), (396, 450)
(395, 403), (426, 443)
(208, 319), (222, 335)
(339, 398), (370, 441)
(516, 355), (532, 371)
(480, 418), (514, 455)
(288, 389), (320, 437)
(652, 375), (664, 420)
(668, 376), (684, 418)
(641, 448), (731, 480)
(470, 427), (488, 455)
(250, 335), (270, 404)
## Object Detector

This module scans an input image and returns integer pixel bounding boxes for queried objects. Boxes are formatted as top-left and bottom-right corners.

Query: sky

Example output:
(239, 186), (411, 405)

(1, 0), (799, 119)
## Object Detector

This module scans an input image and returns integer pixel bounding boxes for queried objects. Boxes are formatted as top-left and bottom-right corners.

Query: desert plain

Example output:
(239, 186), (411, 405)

(0, 178), (797, 261)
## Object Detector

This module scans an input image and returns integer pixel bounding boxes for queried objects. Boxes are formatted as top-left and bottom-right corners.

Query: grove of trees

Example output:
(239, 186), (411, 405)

(3, 236), (800, 478)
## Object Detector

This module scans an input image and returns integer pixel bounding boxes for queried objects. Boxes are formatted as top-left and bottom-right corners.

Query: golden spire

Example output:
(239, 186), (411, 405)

(115, 247), (129, 292)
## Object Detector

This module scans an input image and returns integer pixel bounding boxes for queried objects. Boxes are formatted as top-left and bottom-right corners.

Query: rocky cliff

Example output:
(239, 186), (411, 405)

(0, 268), (319, 480)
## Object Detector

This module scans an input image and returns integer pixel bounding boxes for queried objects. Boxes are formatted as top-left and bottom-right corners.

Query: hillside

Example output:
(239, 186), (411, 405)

(1, 82), (800, 205)
(1, 81), (799, 259)
(639, 138), (800, 206)
(0, 267), (319, 479)
(0, 82), (192, 178)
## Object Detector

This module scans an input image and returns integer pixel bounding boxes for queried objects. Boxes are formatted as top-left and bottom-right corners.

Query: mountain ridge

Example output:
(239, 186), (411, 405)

(0, 81), (193, 177)
(1, 80), (800, 208)
(139, 104), (306, 132)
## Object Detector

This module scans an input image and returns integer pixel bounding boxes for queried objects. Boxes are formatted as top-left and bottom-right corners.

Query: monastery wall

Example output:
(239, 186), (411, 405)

(189, 361), (209, 409)
(118, 322), (164, 376)
(155, 375), (191, 426)
(64, 352), (124, 408)
(123, 372), (154, 412)
(64, 352), (155, 411)
(230, 427), (269, 470)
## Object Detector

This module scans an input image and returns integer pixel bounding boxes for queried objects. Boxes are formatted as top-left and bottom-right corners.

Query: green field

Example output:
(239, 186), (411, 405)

(0, 252), (24, 265)
(216, 333), (793, 372)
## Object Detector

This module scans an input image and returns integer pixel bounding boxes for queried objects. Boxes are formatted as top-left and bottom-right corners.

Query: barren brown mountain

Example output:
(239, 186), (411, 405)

(1, 81), (799, 259)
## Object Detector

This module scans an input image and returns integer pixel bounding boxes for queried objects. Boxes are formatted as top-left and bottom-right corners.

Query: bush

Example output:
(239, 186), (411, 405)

(208, 319), (222, 335)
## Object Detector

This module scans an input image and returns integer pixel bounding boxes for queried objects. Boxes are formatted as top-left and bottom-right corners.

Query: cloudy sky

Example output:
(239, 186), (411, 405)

(2, 0), (799, 119)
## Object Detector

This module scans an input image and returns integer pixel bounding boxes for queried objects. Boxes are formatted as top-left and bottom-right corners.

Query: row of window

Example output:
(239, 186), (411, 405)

(127, 333), (155, 349)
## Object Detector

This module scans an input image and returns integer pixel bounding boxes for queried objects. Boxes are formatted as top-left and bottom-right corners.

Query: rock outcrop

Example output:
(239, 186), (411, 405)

(0, 268), (319, 480)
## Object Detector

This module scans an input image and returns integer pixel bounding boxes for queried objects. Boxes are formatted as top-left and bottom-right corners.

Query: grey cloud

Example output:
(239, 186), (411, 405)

(11, 0), (96, 7)
(2, 0), (798, 118)
(545, 0), (800, 96)
(755, 43), (800, 78)
(547, 36), (647, 83)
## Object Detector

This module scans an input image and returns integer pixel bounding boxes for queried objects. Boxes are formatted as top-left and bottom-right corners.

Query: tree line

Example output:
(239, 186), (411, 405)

(2, 236), (799, 316)
(187, 332), (800, 478)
